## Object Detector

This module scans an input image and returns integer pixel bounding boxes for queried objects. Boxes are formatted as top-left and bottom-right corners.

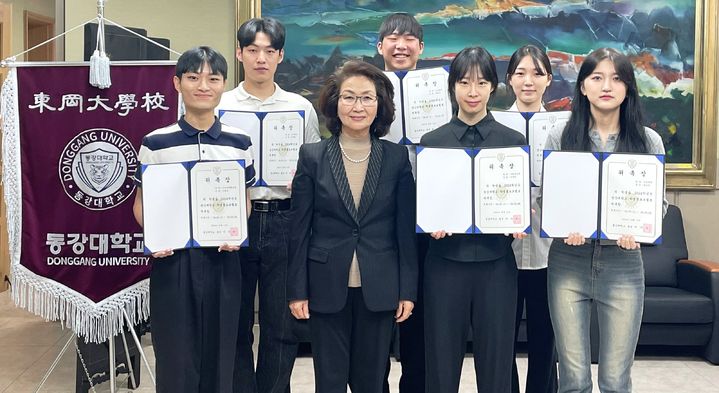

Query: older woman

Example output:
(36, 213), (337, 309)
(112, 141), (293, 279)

(287, 60), (417, 393)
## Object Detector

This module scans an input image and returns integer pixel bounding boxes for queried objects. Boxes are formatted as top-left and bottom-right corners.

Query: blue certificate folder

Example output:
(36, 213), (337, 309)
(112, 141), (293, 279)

(540, 151), (665, 244)
(218, 109), (305, 187)
(383, 66), (452, 145)
(415, 145), (531, 235)
(140, 159), (249, 254)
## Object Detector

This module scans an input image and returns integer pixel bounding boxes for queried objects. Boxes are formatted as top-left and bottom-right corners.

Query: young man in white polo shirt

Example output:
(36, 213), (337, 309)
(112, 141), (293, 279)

(133, 46), (255, 393)
(218, 17), (320, 393)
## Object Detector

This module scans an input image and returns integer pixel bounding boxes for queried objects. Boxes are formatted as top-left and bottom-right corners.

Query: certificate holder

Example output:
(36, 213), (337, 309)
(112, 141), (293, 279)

(218, 109), (305, 186)
(492, 110), (570, 186)
(140, 160), (249, 254)
(540, 151), (665, 244)
(600, 152), (665, 244)
(540, 151), (601, 239)
(382, 66), (453, 145)
(416, 146), (531, 234)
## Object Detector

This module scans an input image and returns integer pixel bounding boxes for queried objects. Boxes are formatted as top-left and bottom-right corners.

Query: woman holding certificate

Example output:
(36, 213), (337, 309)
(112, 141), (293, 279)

(287, 60), (417, 393)
(419, 47), (527, 393)
(506, 45), (559, 393)
(543, 48), (666, 393)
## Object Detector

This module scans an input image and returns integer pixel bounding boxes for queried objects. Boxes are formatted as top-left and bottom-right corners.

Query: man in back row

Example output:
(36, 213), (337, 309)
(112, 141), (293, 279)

(218, 17), (321, 393)
(377, 12), (427, 393)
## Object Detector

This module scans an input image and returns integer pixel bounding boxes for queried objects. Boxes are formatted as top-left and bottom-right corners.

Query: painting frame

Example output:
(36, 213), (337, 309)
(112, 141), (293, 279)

(236, 0), (717, 190)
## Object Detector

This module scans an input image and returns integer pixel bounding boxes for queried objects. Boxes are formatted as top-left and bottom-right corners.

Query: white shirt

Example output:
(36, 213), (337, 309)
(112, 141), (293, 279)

(218, 82), (321, 201)
(508, 102), (553, 270)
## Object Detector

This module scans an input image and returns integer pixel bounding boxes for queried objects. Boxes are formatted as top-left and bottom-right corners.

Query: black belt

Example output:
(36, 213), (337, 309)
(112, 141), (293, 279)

(252, 199), (291, 212)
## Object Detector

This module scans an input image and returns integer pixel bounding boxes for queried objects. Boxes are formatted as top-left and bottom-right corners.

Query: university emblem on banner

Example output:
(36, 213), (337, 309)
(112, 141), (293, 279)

(59, 128), (138, 210)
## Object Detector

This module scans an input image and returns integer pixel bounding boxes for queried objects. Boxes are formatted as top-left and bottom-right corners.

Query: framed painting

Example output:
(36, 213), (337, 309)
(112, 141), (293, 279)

(237, 0), (717, 189)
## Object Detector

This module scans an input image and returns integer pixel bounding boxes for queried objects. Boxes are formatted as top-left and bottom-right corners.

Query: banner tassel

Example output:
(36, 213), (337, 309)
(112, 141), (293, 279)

(89, 0), (111, 89)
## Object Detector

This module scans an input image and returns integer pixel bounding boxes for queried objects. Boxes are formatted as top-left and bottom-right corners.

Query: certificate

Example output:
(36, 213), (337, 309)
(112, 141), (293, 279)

(382, 67), (453, 145)
(416, 146), (530, 234)
(541, 151), (665, 244)
(474, 147), (531, 234)
(383, 71), (404, 144)
(190, 161), (249, 247)
(219, 109), (305, 186)
(540, 151), (601, 239)
(492, 110), (570, 186)
(416, 147), (473, 234)
(600, 153), (665, 243)
(141, 160), (249, 253)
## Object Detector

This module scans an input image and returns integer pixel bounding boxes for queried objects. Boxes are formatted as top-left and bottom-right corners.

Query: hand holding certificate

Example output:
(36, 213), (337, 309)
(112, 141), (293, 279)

(541, 151), (664, 243)
(141, 160), (249, 254)
(416, 146), (531, 235)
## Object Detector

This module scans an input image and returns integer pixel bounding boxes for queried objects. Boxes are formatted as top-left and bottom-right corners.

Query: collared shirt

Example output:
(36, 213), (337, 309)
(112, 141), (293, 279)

(133, 116), (256, 188)
(506, 102), (552, 269)
(218, 82), (321, 201)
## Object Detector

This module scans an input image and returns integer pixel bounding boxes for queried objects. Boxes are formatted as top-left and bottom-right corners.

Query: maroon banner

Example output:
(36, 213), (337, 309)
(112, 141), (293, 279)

(14, 65), (177, 306)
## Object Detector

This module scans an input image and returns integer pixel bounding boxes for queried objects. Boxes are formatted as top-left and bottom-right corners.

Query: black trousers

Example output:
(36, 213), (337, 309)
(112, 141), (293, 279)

(150, 248), (242, 393)
(310, 288), (395, 393)
(398, 234), (428, 393)
(424, 254), (517, 393)
(512, 268), (558, 393)
(234, 209), (300, 393)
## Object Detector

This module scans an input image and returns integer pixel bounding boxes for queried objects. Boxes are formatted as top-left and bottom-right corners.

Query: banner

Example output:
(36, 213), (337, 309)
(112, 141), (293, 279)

(1, 64), (179, 342)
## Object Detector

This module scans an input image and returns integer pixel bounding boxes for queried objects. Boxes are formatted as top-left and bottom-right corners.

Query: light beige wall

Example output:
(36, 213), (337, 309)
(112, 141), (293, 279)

(63, 0), (237, 86)
(672, 73), (719, 260)
(1, 0), (55, 60)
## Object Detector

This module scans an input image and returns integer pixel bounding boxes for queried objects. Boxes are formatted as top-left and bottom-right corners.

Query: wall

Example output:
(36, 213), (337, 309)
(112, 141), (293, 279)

(63, 0), (238, 86)
(2, 0), (55, 60)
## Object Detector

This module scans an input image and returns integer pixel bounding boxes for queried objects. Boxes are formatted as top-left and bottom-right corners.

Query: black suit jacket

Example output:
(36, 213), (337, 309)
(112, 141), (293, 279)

(288, 135), (418, 314)
(419, 115), (527, 262)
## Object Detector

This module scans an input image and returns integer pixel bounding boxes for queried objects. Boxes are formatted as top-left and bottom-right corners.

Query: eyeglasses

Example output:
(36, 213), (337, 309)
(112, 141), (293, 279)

(339, 94), (378, 106)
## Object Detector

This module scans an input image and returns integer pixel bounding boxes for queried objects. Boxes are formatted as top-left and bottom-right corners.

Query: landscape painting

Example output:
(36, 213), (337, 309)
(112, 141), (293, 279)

(252, 0), (716, 187)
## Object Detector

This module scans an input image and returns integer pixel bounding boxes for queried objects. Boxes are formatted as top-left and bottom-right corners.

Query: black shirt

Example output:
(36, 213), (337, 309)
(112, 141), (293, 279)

(419, 113), (527, 262)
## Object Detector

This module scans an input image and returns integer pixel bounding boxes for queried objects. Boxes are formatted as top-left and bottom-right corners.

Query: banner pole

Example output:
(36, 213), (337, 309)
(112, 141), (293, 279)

(123, 309), (156, 385)
(33, 333), (75, 393)
(108, 335), (117, 393)
(120, 329), (138, 388)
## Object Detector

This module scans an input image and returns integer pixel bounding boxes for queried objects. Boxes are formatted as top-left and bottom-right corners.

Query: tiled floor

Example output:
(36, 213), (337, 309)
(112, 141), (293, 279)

(1, 291), (718, 392)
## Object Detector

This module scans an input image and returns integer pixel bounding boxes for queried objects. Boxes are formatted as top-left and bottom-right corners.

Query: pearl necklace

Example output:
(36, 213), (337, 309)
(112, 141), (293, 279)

(339, 142), (371, 163)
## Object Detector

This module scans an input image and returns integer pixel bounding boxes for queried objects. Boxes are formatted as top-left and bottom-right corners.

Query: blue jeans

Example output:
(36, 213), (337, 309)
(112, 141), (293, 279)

(234, 209), (302, 393)
(547, 241), (644, 393)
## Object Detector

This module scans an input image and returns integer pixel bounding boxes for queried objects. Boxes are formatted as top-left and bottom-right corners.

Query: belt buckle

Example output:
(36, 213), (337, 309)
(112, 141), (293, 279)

(253, 201), (271, 212)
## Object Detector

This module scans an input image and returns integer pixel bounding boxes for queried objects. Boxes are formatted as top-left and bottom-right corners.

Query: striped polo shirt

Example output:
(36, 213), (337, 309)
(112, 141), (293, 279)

(134, 116), (256, 188)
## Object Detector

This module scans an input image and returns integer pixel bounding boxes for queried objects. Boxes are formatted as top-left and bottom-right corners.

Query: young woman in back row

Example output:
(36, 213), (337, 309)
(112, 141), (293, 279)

(505, 44), (558, 393)
(543, 47), (666, 393)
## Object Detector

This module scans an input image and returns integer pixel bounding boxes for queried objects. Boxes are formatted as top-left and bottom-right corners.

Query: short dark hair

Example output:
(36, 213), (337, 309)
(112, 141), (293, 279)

(318, 61), (395, 138)
(237, 17), (286, 50)
(448, 47), (498, 115)
(378, 13), (423, 42)
(505, 44), (552, 84)
(175, 46), (227, 80)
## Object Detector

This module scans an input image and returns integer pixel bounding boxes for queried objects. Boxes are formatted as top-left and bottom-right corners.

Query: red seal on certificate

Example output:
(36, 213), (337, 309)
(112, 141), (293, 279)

(642, 223), (653, 233)
(229, 227), (239, 237)
(512, 214), (521, 225)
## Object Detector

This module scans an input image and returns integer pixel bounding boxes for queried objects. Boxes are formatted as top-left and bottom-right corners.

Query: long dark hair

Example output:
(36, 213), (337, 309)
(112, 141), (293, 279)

(561, 48), (648, 153)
